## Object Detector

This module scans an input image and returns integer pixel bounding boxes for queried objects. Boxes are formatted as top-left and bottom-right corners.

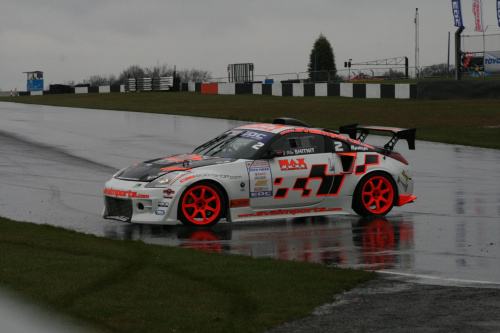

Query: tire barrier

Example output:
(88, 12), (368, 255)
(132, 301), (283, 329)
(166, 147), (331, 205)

(136, 78), (152, 92)
(124, 79), (136, 92)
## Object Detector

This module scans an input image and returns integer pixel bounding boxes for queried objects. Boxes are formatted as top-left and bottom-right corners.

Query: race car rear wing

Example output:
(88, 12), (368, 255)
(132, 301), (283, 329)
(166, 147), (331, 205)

(339, 124), (416, 151)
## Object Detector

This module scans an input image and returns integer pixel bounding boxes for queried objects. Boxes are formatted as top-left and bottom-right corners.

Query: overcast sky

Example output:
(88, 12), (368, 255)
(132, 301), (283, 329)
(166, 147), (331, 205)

(1, 0), (499, 91)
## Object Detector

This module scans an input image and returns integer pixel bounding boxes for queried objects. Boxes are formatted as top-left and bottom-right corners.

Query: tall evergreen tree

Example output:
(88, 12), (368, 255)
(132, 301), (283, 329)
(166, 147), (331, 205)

(308, 34), (337, 81)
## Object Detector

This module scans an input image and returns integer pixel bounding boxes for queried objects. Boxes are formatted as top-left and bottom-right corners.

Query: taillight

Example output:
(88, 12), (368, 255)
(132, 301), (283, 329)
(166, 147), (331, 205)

(387, 152), (409, 165)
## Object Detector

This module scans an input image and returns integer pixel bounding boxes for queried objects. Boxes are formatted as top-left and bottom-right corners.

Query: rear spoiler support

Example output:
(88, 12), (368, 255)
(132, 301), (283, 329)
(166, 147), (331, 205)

(339, 124), (416, 151)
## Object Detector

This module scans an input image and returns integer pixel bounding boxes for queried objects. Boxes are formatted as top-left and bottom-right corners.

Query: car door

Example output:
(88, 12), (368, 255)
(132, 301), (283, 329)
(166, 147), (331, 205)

(248, 132), (336, 209)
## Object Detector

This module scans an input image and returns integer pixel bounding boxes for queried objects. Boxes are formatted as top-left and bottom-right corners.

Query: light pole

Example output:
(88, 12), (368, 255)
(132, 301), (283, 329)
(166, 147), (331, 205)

(414, 8), (419, 78)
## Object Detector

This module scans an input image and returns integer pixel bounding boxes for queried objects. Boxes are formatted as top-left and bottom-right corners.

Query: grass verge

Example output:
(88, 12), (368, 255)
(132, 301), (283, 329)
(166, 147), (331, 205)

(1, 92), (499, 149)
(0, 217), (375, 332)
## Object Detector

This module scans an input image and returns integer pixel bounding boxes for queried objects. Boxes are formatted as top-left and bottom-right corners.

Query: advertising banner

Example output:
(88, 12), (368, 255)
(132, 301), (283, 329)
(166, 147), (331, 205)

(451, 0), (464, 28)
(484, 51), (500, 73)
(472, 0), (484, 32)
(26, 72), (44, 92)
(27, 79), (43, 92)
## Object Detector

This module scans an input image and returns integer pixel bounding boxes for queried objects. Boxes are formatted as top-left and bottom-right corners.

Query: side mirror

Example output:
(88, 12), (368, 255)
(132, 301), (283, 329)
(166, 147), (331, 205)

(261, 150), (283, 159)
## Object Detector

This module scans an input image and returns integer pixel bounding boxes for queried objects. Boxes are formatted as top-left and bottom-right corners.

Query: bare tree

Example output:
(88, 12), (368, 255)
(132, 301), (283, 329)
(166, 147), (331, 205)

(145, 63), (175, 78)
(382, 69), (406, 79)
(177, 68), (212, 82)
(62, 80), (76, 86)
(76, 63), (212, 86)
(78, 74), (120, 86)
(420, 63), (452, 78)
(118, 65), (147, 81)
(84, 75), (108, 86)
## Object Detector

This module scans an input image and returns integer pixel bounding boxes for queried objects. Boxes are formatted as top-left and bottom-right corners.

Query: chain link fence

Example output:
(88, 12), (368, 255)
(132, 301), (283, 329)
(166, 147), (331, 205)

(461, 29), (500, 54)
(205, 30), (500, 84)
(207, 65), (463, 83)
(460, 28), (500, 75)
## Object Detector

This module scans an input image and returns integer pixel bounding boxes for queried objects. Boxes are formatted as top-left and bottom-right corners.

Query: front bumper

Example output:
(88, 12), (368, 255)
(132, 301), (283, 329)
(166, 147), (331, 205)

(102, 178), (182, 225)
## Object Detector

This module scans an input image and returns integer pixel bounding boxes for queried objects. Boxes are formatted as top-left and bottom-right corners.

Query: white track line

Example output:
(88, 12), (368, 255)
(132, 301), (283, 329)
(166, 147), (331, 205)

(378, 270), (500, 286)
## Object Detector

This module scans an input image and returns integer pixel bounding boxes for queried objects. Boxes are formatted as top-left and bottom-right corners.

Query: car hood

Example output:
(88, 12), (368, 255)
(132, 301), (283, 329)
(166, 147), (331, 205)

(115, 154), (235, 182)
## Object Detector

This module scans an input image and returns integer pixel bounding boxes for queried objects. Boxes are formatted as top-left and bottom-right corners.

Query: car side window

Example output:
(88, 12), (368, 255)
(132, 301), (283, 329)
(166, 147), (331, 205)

(270, 133), (325, 156)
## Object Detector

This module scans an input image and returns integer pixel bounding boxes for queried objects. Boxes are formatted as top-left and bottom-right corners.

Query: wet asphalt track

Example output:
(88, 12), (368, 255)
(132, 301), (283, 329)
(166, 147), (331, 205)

(1, 101), (499, 331)
(1, 101), (499, 287)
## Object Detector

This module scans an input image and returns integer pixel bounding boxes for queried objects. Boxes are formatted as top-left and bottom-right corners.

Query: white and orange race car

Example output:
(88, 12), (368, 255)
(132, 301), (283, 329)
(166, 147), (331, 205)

(103, 118), (416, 227)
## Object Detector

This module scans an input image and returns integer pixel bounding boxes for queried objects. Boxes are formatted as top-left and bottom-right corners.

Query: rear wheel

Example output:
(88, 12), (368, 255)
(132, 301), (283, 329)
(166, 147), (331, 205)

(178, 182), (225, 227)
(353, 172), (396, 216)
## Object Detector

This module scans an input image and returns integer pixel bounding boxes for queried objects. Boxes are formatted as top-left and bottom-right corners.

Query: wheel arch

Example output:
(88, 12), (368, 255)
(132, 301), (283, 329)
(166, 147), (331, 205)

(177, 179), (230, 219)
(352, 170), (399, 211)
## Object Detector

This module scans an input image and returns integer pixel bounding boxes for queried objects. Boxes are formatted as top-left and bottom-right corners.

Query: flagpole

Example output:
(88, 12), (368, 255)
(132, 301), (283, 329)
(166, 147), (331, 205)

(455, 27), (464, 81)
(447, 31), (451, 77)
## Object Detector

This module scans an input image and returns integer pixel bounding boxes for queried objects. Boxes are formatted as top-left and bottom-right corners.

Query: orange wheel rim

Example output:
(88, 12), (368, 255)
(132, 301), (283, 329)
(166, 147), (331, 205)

(361, 176), (394, 214)
(182, 185), (221, 225)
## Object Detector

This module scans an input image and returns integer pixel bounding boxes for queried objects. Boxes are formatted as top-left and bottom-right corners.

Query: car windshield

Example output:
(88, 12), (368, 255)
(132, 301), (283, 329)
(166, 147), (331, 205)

(192, 129), (273, 159)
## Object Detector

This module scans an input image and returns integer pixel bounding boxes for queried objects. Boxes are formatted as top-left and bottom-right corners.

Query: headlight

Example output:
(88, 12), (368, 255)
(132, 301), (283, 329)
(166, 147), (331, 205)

(145, 171), (188, 188)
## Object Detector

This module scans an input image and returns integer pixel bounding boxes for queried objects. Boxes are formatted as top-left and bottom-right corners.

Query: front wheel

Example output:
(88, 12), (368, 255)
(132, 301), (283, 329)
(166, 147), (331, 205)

(353, 172), (397, 216)
(178, 182), (225, 227)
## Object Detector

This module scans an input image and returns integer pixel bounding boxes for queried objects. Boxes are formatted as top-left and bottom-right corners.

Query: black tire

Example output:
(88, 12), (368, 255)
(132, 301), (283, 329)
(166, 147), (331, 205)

(352, 172), (397, 216)
(178, 182), (226, 227)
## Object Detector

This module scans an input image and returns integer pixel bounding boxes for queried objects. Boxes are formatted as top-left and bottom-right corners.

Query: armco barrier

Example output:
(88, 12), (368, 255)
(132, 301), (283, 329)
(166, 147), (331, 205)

(272, 84), (283, 96)
(395, 84), (410, 99)
(262, 84), (272, 95)
(353, 84), (366, 98)
(366, 84), (381, 98)
(75, 87), (88, 94)
(304, 83), (316, 96)
(17, 84), (124, 96)
(99, 86), (111, 93)
(417, 81), (500, 99)
(195, 82), (416, 99)
(236, 83), (253, 94)
(293, 83), (304, 97)
(381, 84), (396, 98)
(252, 83), (261, 94)
(201, 83), (218, 94)
(14, 81), (499, 99)
(218, 83), (234, 95)
(340, 83), (353, 97)
(282, 84), (293, 97)
(13, 82), (417, 99)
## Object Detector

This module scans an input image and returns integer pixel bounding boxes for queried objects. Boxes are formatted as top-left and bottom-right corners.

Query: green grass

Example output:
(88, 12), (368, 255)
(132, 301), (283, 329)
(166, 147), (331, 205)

(0, 217), (375, 332)
(1, 92), (499, 148)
